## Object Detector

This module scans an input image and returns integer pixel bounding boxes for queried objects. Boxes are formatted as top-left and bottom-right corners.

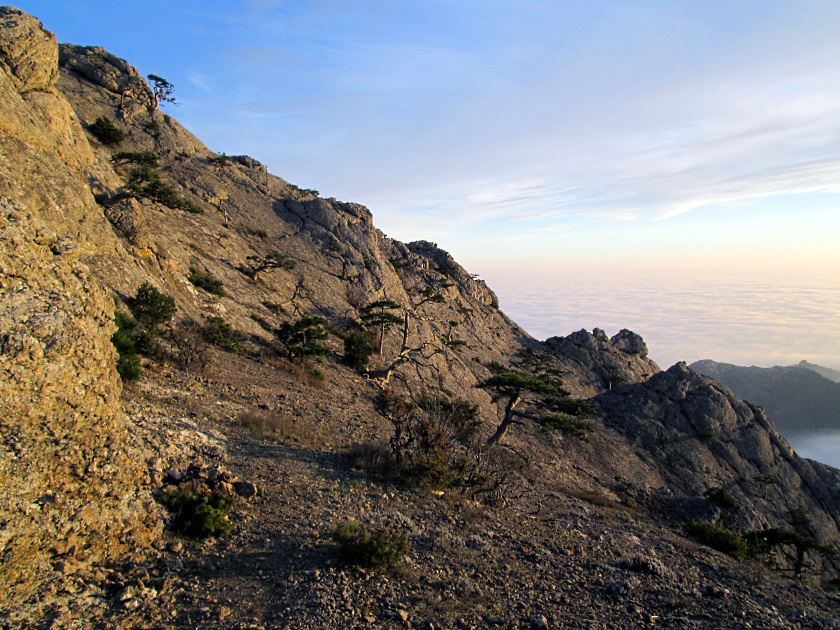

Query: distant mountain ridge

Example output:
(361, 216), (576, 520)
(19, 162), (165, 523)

(690, 359), (840, 434)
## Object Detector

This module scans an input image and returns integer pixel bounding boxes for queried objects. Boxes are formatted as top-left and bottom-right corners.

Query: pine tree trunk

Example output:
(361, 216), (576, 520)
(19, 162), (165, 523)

(486, 394), (522, 446)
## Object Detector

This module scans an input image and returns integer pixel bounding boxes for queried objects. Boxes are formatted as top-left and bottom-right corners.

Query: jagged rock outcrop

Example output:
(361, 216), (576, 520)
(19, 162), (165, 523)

(593, 363), (840, 573)
(544, 327), (661, 396)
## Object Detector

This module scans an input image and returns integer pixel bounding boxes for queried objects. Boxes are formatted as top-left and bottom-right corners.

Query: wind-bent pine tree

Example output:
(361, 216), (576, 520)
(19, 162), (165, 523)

(360, 299), (403, 355)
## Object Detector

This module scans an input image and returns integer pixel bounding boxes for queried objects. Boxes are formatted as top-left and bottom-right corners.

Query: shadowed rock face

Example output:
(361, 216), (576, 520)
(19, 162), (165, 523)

(691, 359), (840, 434)
(594, 363), (840, 558)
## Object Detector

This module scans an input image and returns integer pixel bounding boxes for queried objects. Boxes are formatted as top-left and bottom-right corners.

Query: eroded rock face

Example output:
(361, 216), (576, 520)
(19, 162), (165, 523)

(0, 200), (161, 606)
(0, 7), (57, 92)
(0, 10), (162, 609)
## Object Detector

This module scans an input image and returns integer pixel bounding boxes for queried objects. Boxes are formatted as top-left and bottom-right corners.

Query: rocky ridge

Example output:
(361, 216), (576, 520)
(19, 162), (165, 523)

(1, 6), (839, 628)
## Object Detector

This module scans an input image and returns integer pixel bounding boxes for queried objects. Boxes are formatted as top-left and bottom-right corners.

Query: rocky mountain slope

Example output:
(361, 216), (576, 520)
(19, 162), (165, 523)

(1, 6), (839, 628)
(691, 359), (840, 434)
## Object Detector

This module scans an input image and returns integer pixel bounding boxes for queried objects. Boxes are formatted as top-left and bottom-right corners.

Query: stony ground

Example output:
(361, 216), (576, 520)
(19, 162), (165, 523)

(16, 347), (835, 630)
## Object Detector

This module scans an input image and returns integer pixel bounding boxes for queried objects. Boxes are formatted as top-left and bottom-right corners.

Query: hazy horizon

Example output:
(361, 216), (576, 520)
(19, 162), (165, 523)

(477, 265), (840, 372)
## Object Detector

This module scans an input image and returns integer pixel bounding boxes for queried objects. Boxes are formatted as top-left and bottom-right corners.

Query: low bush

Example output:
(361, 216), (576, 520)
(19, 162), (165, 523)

(168, 318), (209, 371)
(89, 116), (124, 145)
(683, 520), (747, 560)
(704, 487), (738, 509)
(112, 283), (176, 381)
(159, 490), (235, 538)
(273, 316), (330, 362)
(188, 267), (225, 296)
(203, 315), (245, 353)
(345, 442), (397, 477)
(127, 282), (176, 328)
(125, 166), (202, 213)
(343, 327), (377, 372)
(112, 151), (160, 167)
(332, 519), (409, 571)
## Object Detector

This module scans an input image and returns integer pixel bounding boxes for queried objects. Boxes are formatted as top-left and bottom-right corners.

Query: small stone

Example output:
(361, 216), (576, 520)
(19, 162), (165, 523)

(234, 480), (259, 499)
(530, 614), (549, 630)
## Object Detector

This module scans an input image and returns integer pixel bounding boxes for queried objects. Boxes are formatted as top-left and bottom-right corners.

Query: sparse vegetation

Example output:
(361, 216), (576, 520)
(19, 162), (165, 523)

(273, 316), (330, 362)
(746, 528), (836, 576)
(158, 490), (235, 538)
(148, 74), (177, 109)
(236, 410), (322, 445)
(373, 389), (482, 489)
(207, 153), (232, 167)
(88, 116), (124, 145)
(188, 267), (225, 296)
(125, 164), (202, 213)
(242, 250), (296, 281)
(332, 519), (409, 571)
(704, 487), (738, 509)
(477, 360), (594, 446)
(111, 151), (160, 167)
(202, 315), (246, 353)
(167, 318), (210, 371)
(343, 327), (377, 372)
(683, 520), (747, 560)
(112, 283), (176, 380)
(360, 299), (403, 355)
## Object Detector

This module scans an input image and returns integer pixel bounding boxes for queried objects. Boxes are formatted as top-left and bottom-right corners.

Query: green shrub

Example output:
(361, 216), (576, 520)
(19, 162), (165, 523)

(115, 352), (142, 382)
(539, 414), (595, 441)
(274, 316), (330, 362)
(332, 520), (409, 570)
(704, 487), (738, 509)
(188, 268), (225, 296)
(125, 166), (203, 213)
(683, 520), (747, 560)
(127, 282), (176, 329)
(159, 491), (235, 538)
(343, 327), (377, 372)
(112, 284), (176, 381)
(88, 117), (124, 145)
(203, 315), (246, 353)
(112, 151), (160, 167)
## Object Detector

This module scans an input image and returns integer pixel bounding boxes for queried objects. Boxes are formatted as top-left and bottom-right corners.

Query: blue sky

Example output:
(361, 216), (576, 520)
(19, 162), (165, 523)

(15, 1), (840, 366)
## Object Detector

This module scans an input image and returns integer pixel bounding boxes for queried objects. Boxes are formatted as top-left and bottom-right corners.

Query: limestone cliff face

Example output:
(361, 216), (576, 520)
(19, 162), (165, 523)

(0, 8), (161, 608)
